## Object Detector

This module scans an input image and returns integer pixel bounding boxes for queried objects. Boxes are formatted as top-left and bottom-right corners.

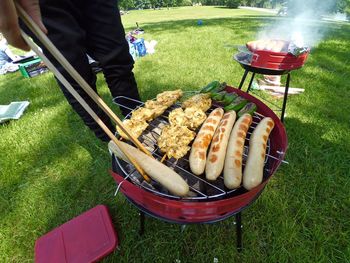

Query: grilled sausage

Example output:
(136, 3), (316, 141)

(224, 113), (253, 189)
(189, 108), (224, 175)
(108, 140), (189, 197)
(243, 117), (275, 190)
(205, 111), (236, 181)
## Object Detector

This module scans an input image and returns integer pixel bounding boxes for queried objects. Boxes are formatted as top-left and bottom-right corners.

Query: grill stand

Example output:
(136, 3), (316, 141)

(137, 210), (243, 252)
(238, 68), (291, 123)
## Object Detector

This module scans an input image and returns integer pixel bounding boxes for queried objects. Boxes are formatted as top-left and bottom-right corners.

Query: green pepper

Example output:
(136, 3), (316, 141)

(211, 91), (226, 102)
(222, 93), (238, 106)
(223, 97), (248, 112)
(200, 81), (227, 94)
(200, 81), (221, 93)
(217, 82), (227, 92)
(237, 102), (257, 117)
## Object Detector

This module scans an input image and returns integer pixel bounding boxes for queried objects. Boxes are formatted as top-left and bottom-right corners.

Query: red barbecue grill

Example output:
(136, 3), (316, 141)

(110, 86), (287, 251)
(17, 6), (288, 255)
(234, 40), (310, 122)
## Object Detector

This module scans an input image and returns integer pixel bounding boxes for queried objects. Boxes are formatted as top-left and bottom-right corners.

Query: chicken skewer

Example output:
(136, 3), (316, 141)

(157, 94), (212, 160)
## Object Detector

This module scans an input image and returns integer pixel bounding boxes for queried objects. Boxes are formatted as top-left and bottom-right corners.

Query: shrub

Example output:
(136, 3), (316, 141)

(346, 7), (350, 21)
(225, 0), (240, 8)
(182, 0), (193, 6)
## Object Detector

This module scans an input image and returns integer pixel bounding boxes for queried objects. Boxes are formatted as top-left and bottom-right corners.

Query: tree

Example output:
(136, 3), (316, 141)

(225, 0), (241, 8)
(164, 0), (177, 7)
(119, 0), (135, 10)
(241, 0), (284, 8)
(344, 0), (350, 19)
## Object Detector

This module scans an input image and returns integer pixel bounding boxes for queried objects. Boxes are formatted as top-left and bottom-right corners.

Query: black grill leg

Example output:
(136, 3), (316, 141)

(246, 72), (256, 93)
(139, 211), (145, 236)
(236, 212), (243, 252)
(238, 70), (249, 90)
(280, 73), (290, 123)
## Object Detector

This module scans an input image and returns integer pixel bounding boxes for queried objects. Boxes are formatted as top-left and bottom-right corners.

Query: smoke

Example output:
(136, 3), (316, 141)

(257, 0), (335, 47)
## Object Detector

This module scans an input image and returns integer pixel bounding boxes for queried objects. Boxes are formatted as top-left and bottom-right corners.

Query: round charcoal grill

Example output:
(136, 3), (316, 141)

(110, 86), (287, 251)
(110, 86), (287, 224)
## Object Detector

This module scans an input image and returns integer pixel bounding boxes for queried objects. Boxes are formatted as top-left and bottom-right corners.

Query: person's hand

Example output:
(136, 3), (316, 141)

(0, 0), (47, 51)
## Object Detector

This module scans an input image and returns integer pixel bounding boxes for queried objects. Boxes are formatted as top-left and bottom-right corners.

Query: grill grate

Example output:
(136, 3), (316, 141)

(112, 95), (286, 201)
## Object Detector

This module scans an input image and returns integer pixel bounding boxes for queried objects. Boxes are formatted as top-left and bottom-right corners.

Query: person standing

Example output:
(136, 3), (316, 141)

(0, 0), (141, 142)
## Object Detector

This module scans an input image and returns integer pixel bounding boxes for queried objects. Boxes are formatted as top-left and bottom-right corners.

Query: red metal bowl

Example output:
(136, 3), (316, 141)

(110, 86), (288, 224)
(247, 48), (309, 71)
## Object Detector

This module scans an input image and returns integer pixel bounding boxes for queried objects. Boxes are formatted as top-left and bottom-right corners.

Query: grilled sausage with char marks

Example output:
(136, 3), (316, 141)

(243, 117), (275, 190)
(189, 108), (224, 175)
(224, 113), (253, 189)
(205, 111), (236, 181)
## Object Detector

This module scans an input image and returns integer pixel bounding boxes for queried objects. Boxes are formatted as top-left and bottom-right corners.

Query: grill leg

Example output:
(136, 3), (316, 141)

(236, 212), (243, 252)
(246, 72), (256, 93)
(139, 211), (145, 236)
(238, 70), (249, 90)
(280, 73), (290, 123)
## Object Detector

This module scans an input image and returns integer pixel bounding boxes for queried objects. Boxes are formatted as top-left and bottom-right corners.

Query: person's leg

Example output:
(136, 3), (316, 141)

(81, 0), (141, 116)
(21, 0), (114, 141)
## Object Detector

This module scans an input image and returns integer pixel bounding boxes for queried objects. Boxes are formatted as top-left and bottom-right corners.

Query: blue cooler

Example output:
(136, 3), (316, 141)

(133, 38), (147, 57)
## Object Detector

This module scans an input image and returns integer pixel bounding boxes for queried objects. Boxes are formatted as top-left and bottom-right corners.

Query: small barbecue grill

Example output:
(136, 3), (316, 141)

(109, 86), (287, 250)
(234, 42), (310, 122)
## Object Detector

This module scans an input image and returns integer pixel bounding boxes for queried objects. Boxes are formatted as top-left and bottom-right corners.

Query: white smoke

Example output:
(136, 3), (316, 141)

(257, 0), (335, 47)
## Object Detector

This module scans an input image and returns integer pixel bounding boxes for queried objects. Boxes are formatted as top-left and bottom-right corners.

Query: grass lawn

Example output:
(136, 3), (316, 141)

(1, 6), (350, 262)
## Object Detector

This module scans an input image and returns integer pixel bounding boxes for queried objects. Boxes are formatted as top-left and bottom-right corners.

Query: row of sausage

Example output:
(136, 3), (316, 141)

(189, 108), (275, 190)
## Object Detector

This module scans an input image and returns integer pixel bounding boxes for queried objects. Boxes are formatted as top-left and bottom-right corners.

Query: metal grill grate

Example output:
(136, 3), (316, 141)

(112, 95), (286, 201)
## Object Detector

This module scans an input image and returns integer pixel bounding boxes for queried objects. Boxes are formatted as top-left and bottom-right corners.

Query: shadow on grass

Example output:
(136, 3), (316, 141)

(137, 16), (274, 34)
(0, 72), (64, 110)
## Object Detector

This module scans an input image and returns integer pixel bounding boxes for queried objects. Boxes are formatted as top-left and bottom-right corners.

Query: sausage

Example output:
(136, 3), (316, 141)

(243, 117), (275, 190)
(108, 140), (189, 197)
(205, 111), (236, 181)
(246, 41), (255, 50)
(224, 113), (253, 189)
(256, 40), (266, 50)
(189, 108), (224, 175)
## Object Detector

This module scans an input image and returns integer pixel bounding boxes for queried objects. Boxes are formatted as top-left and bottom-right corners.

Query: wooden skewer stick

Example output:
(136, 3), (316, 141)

(16, 3), (152, 157)
(20, 30), (151, 183)
(160, 154), (167, 163)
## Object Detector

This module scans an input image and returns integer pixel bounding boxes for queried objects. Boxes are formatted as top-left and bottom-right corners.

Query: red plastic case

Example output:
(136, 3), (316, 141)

(35, 205), (118, 263)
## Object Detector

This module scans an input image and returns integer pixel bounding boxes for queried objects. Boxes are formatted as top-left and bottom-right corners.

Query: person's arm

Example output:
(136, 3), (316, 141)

(0, 0), (47, 51)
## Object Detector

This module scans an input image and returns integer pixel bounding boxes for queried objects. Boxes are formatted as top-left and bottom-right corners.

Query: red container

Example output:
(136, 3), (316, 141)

(35, 205), (118, 263)
(247, 48), (309, 71)
(110, 86), (288, 224)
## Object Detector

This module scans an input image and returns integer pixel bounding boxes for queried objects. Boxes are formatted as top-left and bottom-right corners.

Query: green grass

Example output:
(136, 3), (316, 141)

(1, 6), (350, 262)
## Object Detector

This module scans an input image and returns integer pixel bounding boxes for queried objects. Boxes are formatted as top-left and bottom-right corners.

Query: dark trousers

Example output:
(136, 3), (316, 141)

(23, 0), (140, 141)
